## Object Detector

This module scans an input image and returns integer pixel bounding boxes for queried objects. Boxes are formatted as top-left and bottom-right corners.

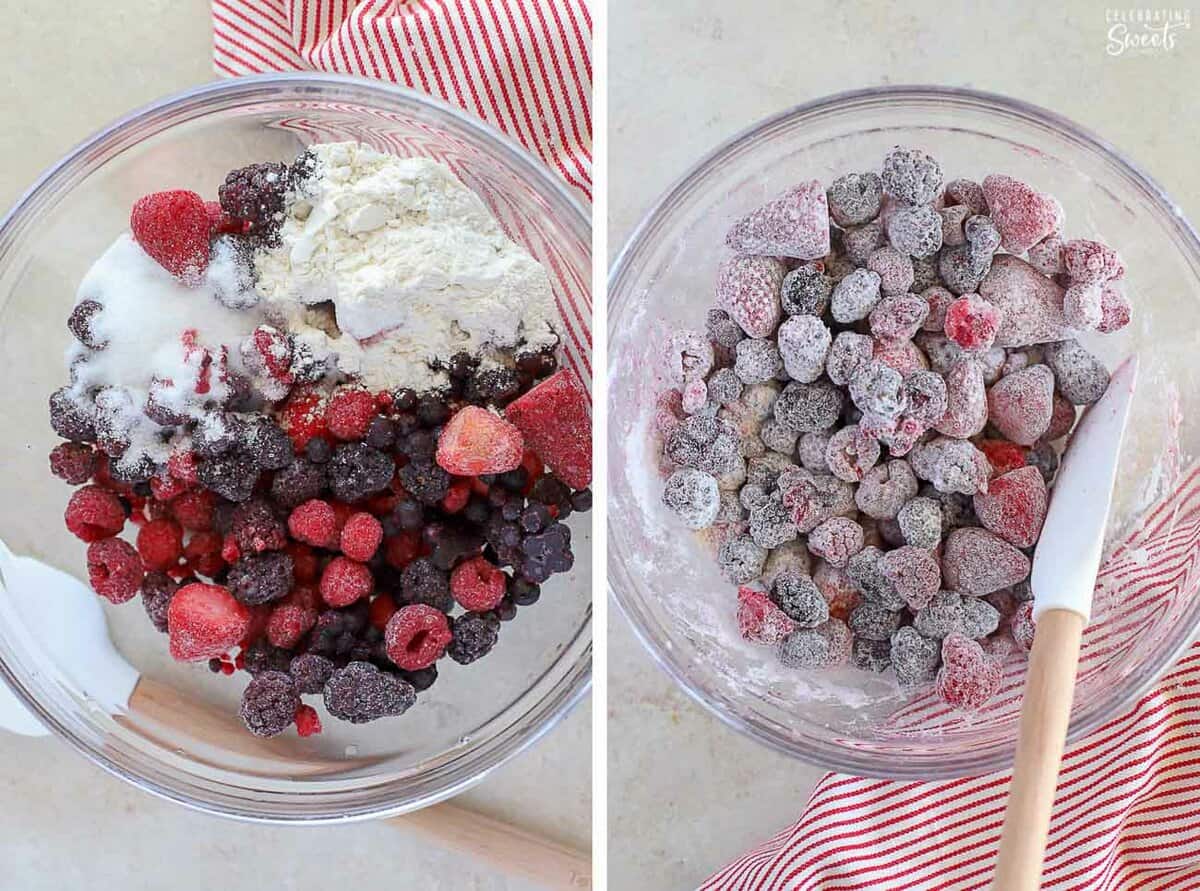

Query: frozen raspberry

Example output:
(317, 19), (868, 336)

(807, 517), (864, 568)
(1012, 601), (1037, 651)
(977, 439), (1028, 478)
(504, 369), (591, 489)
(50, 441), (98, 484)
(867, 246), (915, 295)
(450, 556), (506, 612)
(1063, 283), (1102, 330)
(897, 496), (942, 549)
(321, 389), (375, 441)
(987, 365), (1054, 445)
(943, 527), (1030, 596)
(781, 263), (833, 317)
(706, 307), (745, 347)
(435, 405), (524, 477)
(266, 602), (318, 649)
(65, 485), (125, 542)
(874, 415), (926, 458)
(910, 437), (992, 496)
(881, 147), (942, 205)
(183, 530), (224, 577)
(323, 661), (416, 723)
(1027, 232), (1065, 275)
(825, 332), (874, 387)
(944, 295), (1002, 352)
(886, 205), (943, 259)
(1097, 282), (1131, 334)
(981, 174), (1062, 253)
(738, 586), (797, 644)
(849, 602), (902, 642)
(1044, 340), (1110, 406)
(777, 316), (831, 383)
(933, 359), (987, 438)
(920, 286), (956, 333)
(940, 204), (971, 247)
(717, 535), (768, 584)
(734, 338), (784, 384)
(135, 518), (183, 571)
(849, 361), (906, 419)
(774, 380), (843, 433)
(715, 255), (786, 338)
(288, 499), (339, 548)
(725, 180), (830, 259)
(878, 545), (939, 610)
(871, 295), (929, 346)
(842, 219), (886, 265)
(1045, 393), (1077, 441)
(279, 389), (328, 451)
(340, 512), (383, 562)
(293, 704), (322, 737)
(86, 537), (143, 604)
(662, 468), (721, 530)
(1062, 238), (1124, 285)
(890, 626), (940, 687)
(856, 460), (919, 520)
(67, 298), (108, 350)
(320, 557), (372, 608)
(872, 340), (926, 379)
(167, 582), (251, 661)
(781, 470), (855, 533)
(664, 329), (715, 384)
(831, 268), (882, 324)
(130, 190), (212, 280)
(944, 179), (987, 215)
(973, 465), (1047, 548)
(824, 425), (880, 482)
(49, 387), (97, 443)
(385, 604), (452, 670)
(169, 489), (216, 531)
(827, 172), (883, 227)
(936, 634), (1002, 710)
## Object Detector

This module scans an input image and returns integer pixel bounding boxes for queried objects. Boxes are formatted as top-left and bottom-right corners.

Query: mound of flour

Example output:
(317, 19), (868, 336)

(254, 142), (558, 390)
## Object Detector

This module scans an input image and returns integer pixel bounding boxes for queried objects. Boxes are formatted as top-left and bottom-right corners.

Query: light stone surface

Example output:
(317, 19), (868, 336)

(609, 1), (1200, 888)
(0, 2), (589, 888)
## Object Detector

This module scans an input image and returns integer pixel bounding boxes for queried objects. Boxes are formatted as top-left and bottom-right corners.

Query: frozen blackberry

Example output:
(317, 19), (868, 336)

(780, 263), (833, 316)
(760, 419), (798, 456)
(880, 146), (943, 206)
(522, 522), (573, 583)
(663, 467), (721, 530)
(705, 308), (745, 348)
(852, 638), (892, 673)
(270, 457), (327, 508)
(323, 661), (416, 724)
(68, 299), (108, 350)
(219, 162), (289, 234)
(827, 172), (884, 227)
(49, 387), (97, 443)
(717, 535), (768, 584)
(705, 368), (743, 406)
(830, 268), (882, 323)
(464, 366), (521, 406)
(426, 524), (485, 571)
(771, 572), (828, 627)
(330, 442), (396, 503)
(109, 452), (157, 486)
(448, 613), (500, 664)
(197, 449), (260, 502)
(245, 417), (293, 470)
(774, 380), (844, 434)
(230, 498), (286, 554)
(846, 546), (905, 610)
(49, 441), (98, 485)
(140, 571), (178, 633)
(890, 626), (940, 687)
(400, 557), (453, 611)
(239, 671), (299, 737)
(886, 204), (943, 259)
(734, 338), (784, 385)
(305, 437), (332, 464)
(897, 497), (942, 549)
(748, 492), (798, 549)
(416, 395), (451, 427)
(307, 606), (371, 660)
(938, 243), (990, 295)
(1028, 441), (1060, 483)
(397, 458), (450, 506)
(530, 475), (572, 507)
(400, 429), (438, 462)
(242, 641), (293, 679)
(778, 628), (830, 670)
(848, 603), (903, 642)
(289, 653), (335, 694)
(227, 551), (294, 605)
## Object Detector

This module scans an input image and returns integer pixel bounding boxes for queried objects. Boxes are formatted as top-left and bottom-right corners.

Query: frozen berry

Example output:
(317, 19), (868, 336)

(219, 162), (288, 234)
(935, 359), (987, 438)
(288, 500), (339, 548)
(852, 638), (892, 673)
(1045, 394), (1077, 442)
(869, 295), (928, 342)
(777, 316), (831, 383)
(891, 626), (940, 687)
(323, 661), (416, 723)
(325, 389), (377, 441)
(385, 604), (452, 670)
(774, 380), (843, 433)
(807, 517), (864, 568)
(830, 268), (882, 324)
(848, 602), (903, 642)
(981, 174), (1062, 254)
(987, 365), (1054, 445)
(846, 546), (904, 610)
(940, 204), (971, 247)
(849, 361), (906, 419)
(942, 527), (1030, 596)
(130, 190), (212, 280)
(197, 449), (260, 502)
(1044, 340), (1109, 406)
(855, 460), (918, 521)
(724, 180), (830, 259)
(136, 518), (183, 571)
(909, 437), (991, 496)
(86, 537), (143, 604)
(49, 441), (98, 485)
(294, 704), (322, 737)
(936, 634), (1001, 710)
(227, 551), (294, 606)
(973, 465), (1047, 548)
(780, 470), (854, 533)
(706, 308), (745, 347)
(65, 484), (125, 542)
(825, 332), (874, 387)
(717, 535), (768, 584)
(944, 295), (1001, 352)
(67, 299), (108, 350)
(824, 425), (880, 482)
(436, 405), (524, 477)
(1097, 282), (1131, 334)
(662, 468), (720, 529)
(230, 499), (286, 555)
(664, 329), (715, 384)
(842, 219), (886, 265)
(447, 612), (500, 664)
(504, 369), (591, 489)
(920, 286), (956, 333)
(239, 670), (299, 738)
(320, 557), (373, 607)
(1063, 283), (1103, 331)
(979, 255), (1070, 348)
(715, 255), (786, 338)
(737, 586), (795, 644)
(400, 557), (453, 611)
(781, 264), (833, 317)
(329, 443), (395, 503)
(49, 387), (97, 443)
(886, 204), (943, 259)
(1012, 601), (1036, 651)
(827, 172), (883, 227)
(867, 246), (915, 296)
(340, 512), (383, 562)
(167, 581), (251, 661)
(266, 601), (317, 649)
(897, 496), (942, 549)
(290, 653), (335, 694)
(140, 571), (178, 632)
(1061, 238), (1124, 285)
(903, 370), (948, 428)
(977, 440), (1027, 478)
(734, 338), (784, 384)
(880, 545), (940, 610)
(881, 146), (943, 206)
(450, 556), (506, 611)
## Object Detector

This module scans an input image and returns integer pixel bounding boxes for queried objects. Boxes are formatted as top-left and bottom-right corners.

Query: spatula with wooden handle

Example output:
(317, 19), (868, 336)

(992, 355), (1139, 891)
(0, 544), (590, 890)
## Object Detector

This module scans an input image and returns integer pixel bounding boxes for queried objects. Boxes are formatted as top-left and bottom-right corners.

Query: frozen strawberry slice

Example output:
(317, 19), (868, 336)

(167, 582), (252, 661)
(131, 190), (213, 281)
(504, 370), (592, 489)
(435, 406), (524, 476)
(973, 465), (1047, 548)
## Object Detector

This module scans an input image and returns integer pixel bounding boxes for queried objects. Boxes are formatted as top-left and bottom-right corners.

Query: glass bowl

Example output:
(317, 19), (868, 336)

(0, 74), (591, 820)
(608, 86), (1200, 779)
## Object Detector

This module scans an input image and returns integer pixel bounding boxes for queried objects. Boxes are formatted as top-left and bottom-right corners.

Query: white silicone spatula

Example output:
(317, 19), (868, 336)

(0, 542), (589, 890)
(992, 355), (1139, 891)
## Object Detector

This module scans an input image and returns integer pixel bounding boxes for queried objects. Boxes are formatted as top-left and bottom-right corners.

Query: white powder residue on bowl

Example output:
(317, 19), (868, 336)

(253, 142), (558, 391)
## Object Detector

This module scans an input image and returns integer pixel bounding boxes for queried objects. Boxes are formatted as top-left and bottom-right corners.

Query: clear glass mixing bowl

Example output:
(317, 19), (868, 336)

(608, 86), (1200, 779)
(0, 74), (591, 820)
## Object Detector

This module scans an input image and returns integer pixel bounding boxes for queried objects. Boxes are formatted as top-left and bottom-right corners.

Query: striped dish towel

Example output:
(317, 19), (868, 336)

(211, 0), (593, 385)
(704, 462), (1200, 891)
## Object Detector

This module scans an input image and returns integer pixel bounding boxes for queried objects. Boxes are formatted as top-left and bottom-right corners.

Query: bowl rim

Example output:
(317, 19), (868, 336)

(0, 71), (592, 822)
(607, 83), (1200, 779)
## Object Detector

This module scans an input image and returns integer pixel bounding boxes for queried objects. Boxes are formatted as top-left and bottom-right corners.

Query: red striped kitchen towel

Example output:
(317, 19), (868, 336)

(703, 462), (1200, 890)
(211, 0), (593, 384)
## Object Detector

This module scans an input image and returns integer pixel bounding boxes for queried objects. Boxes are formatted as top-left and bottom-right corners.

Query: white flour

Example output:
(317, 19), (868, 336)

(254, 142), (558, 390)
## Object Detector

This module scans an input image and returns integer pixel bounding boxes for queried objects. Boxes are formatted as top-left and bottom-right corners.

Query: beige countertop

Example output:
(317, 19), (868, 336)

(608, 1), (1200, 888)
(0, 3), (589, 889)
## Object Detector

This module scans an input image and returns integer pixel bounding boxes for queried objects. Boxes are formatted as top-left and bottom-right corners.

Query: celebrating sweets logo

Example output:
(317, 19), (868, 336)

(1106, 8), (1191, 55)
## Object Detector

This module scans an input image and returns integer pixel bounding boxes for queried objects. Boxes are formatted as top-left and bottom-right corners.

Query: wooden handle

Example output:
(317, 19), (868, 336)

(125, 676), (590, 889)
(993, 609), (1085, 891)
(390, 803), (591, 890)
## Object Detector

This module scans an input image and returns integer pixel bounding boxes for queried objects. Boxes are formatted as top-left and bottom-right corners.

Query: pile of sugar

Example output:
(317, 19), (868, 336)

(254, 142), (558, 390)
